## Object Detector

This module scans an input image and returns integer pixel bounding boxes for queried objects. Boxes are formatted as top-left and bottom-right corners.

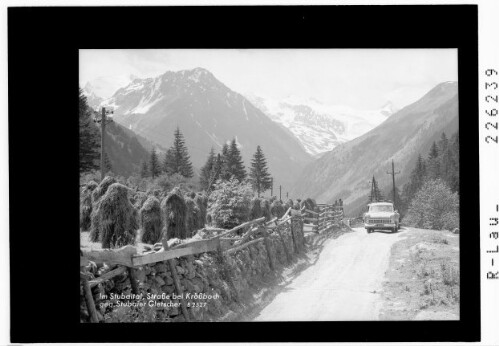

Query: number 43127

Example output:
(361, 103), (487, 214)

(485, 69), (498, 144)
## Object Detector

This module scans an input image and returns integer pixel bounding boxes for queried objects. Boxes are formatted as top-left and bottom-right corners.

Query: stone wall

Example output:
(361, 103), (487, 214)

(80, 219), (311, 323)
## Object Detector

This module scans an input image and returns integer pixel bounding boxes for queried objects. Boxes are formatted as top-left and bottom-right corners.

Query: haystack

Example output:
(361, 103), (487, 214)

(194, 193), (208, 229)
(147, 188), (162, 199)
(262, 199), (272, 220)
(300, 198), (317, 211)
(185, 197), (200, 238)
(133, 191), (148, 210)
(98, 183), (138, 249)
(139, 196), (162, 244)
(80, 184), (95, 232)
(86, 180), (98, 191)
(91, 176), (116, 203)
(270, 200), (285, 218)
(250, 198), (263, 220)
(160, 187), (188, 240)
(89, 201), (102, 242)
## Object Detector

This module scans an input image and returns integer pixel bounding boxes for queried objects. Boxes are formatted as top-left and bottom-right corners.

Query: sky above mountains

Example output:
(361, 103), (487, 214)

(79, 49), (457, 110)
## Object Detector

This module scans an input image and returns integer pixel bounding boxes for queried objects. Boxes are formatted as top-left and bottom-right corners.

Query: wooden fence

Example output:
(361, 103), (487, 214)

(302, 203), (344, 233)
(80, 203), (341, 323)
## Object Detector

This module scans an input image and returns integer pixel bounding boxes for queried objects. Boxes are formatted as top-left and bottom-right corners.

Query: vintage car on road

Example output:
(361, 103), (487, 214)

(364, 202), (400, 233)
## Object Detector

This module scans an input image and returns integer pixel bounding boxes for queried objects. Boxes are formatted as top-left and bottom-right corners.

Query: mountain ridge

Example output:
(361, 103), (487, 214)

(100, 67), (313, 188)
(245, 94), (398, 156)
(291, 81), (458, 215)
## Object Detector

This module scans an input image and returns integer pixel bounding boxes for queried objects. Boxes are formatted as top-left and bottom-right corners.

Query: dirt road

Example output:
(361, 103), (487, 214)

(253, 227), (405, 321)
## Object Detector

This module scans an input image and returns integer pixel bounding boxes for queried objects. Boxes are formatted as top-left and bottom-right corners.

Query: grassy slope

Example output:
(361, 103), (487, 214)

(379, 228), (459, 320)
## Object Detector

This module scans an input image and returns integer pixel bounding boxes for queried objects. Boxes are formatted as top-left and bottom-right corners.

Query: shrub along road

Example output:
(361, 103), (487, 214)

(253, 226), (404, 321)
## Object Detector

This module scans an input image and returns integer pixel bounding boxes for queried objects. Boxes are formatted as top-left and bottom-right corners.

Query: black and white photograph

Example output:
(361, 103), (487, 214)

(7, 3), (491, 344)
(79, 48), (461, 323)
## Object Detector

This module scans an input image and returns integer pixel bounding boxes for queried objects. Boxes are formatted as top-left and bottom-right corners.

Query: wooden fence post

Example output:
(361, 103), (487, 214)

(263, 230), (276, 272)
(81, 274), (99, 323)
(127, 267), (139, 295)
(162, 239), (191, 322)
(316, 210), (320, 232)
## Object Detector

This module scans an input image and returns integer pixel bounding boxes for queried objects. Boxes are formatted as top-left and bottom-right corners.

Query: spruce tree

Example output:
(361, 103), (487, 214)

(209, 153), (223, 190)
(368, 176), (384, 203)
(165, 127), (194, 178)
(104, 152), (113, 173)
(220, 143), (231, 181)
(403, 154), (426, 203)
(163, 148), (175, 175)
(79, 88), (101, 174)
(389, 186), (404, 214)
(229, 138), (246, 182)
(249, 146), (272, 197)
(200, 148), (216, 190)
(150, 148), (161, 179)
(448, 133), (460, 193)
(438, 132), (449, 153)
(427, 141), (440, 180)
(140, 160), (149, 178)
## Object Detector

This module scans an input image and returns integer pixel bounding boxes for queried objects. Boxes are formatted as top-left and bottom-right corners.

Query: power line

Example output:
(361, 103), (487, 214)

(94, 107), (114, 181)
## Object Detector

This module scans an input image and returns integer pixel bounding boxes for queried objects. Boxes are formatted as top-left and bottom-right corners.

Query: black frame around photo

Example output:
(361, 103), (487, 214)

(8, 5), (479, 343)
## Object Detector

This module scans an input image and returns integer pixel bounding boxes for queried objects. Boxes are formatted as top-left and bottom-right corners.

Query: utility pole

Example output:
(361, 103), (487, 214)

(270, 177), (273, 197)
(279, 185), (282, 202)
(286, 192), (288, 200)
(94, 107), (113, 182)
(386, 160), (401, 210)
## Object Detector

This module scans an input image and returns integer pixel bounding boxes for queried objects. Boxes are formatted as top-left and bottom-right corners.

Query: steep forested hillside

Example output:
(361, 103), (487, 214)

(291, 82), (458, 216)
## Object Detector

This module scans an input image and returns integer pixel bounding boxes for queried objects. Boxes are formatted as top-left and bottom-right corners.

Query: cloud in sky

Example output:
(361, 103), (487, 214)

(79, 49), (457, 110)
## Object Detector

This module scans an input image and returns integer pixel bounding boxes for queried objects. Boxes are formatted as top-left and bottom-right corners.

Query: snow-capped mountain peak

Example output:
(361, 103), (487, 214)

(245, 93), (397, 157)
(81, 82), (104, 110)
(94, 67), (312, 188)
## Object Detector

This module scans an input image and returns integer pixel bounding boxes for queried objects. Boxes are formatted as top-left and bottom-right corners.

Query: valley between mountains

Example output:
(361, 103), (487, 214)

(83, 67), (458, 216)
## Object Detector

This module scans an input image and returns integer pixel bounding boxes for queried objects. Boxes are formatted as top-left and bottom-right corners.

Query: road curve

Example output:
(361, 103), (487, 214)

(253, 227), (405, 321)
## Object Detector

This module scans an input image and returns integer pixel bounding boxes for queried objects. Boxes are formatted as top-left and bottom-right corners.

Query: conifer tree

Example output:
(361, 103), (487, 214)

(79, 88), (101, 174)
(448, 133), (460, 193)
(402, 132), (460, 215)
(164, 127), (194, 178)
(140, 160), (149, 178)
(389, 186), (404, 214)
(200, 148), (216, 190)
(229, 138), (246, 182)
(220, 143), (231, 181)
(209, 153), (223, 190)
(104, 152), (113, 173)
(163, 148), (175, 175)
(150, 148), (161, 179)
(249, 146), (272, 197)
(368, 176), (384, 203)
(427, 141), (440, 180)
(438, 132), (449, 153)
